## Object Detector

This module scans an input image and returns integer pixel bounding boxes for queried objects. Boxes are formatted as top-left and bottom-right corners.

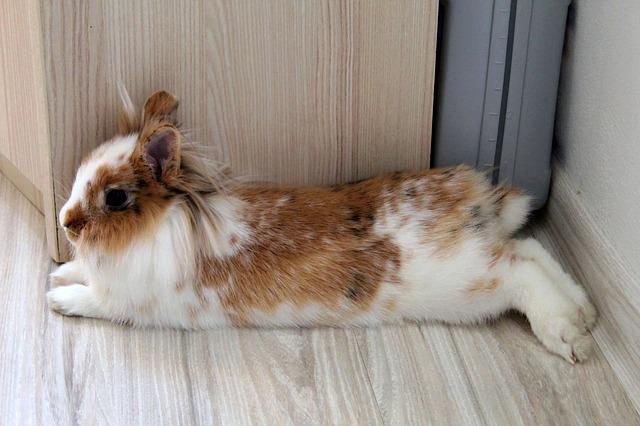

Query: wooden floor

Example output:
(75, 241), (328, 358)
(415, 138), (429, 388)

(1, 173), (638, 425)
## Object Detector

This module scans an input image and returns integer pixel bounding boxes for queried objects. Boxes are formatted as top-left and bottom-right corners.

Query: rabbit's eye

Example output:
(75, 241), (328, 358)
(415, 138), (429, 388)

(105, 189), (129, 211)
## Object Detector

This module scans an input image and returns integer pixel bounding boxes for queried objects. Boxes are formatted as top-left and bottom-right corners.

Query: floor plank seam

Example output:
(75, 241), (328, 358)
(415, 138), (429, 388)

(180, 332), (198, 424)
(419, 324), (487, 426)
(350, 329), (386, 426)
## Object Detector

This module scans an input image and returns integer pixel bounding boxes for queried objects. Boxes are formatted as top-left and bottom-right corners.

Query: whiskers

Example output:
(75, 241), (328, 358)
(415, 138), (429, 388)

(64, 227), (79, 238)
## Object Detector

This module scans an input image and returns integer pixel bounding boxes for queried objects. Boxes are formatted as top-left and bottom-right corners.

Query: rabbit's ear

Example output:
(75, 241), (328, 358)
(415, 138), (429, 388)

(142, 90), (179, 125)
(138, 124), (181, 181)
(116, 82), (140, 134)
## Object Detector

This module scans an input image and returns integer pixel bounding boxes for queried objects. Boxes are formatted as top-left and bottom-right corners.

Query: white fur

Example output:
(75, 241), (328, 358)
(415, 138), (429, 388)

(48, 137), (596, 362)
(497, 193), (531, 237)
(117, 81), (137, 125)
(49, 260), (87, 286)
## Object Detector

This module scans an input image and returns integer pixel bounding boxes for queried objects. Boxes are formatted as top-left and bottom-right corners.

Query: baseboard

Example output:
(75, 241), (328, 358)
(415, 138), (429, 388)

(541, 162), (640, 413)
(0, 151), (44, 213)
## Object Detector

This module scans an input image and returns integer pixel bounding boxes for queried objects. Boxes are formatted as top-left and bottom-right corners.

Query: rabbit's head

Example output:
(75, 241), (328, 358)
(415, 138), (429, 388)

(59, 90), (184, 253)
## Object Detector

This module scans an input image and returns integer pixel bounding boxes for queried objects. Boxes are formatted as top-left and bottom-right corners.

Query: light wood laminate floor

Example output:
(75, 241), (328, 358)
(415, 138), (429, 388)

(1, 173), (638, 425)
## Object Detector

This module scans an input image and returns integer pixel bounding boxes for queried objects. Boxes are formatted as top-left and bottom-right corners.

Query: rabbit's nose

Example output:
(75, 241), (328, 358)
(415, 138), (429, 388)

(61, 204), (87, 232)
(63, 217), (86, 231)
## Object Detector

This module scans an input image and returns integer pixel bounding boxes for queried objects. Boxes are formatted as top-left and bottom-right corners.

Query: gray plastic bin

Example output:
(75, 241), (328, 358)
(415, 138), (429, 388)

(432, 0), (571, 209)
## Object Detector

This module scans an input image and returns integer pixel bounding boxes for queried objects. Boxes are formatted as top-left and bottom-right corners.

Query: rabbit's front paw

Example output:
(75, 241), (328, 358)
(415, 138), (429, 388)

(47, 284), (100, 318)
(49, 261), (86, 287)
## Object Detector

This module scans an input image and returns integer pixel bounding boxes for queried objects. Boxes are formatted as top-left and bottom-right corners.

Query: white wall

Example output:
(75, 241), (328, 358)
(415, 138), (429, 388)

(555, 0), (640, 274)
(553, 0), (640, 409)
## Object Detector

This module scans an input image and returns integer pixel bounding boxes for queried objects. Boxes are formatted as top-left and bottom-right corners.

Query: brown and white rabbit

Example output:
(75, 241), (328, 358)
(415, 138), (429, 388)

(48, 89), (596, 363)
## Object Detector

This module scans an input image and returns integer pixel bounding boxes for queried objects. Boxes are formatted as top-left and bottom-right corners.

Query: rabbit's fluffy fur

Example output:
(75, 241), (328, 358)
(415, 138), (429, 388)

(48, 90), (596, 363)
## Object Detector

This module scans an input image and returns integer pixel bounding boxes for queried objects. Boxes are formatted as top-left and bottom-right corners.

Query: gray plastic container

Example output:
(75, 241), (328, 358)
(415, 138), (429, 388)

(432, 0), (571, 209)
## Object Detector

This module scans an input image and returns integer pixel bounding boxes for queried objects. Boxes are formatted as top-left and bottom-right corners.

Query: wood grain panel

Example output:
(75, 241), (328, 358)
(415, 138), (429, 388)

(0, 0), (58, 259)
(184, 328), (382, 425)
(203, 0), (437, 184)
(0, 176), (52, 424)
(42, 321), (197, 424)
(354, 324), (484, 425)
(39, 0), (438, 260)
(355, 316), (640, 425)
(0, 0), (47, 191)
(447, 315), (639, 425)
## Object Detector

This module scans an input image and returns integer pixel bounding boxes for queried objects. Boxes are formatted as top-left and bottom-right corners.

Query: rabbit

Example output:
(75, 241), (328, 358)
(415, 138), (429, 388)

(47, 89), (597, 363)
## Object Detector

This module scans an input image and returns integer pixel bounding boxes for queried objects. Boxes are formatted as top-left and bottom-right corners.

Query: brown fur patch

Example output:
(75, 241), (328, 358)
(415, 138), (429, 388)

(194, 182), (402, 324)
(187, 305), (199, 323)
(489, 244), (506, 268)
(494, 186), (522, 211)
(489, 240), (516, 268)
(199, 238), (401, 324)
(467, 278), (501, 296)
(383, 299), (398, 313)
(413, 165), (488, 256)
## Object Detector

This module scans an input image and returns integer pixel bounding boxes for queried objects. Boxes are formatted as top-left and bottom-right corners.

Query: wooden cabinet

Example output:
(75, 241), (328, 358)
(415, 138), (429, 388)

(0, 0), (57, 258)
(0, 0), (438, 261)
